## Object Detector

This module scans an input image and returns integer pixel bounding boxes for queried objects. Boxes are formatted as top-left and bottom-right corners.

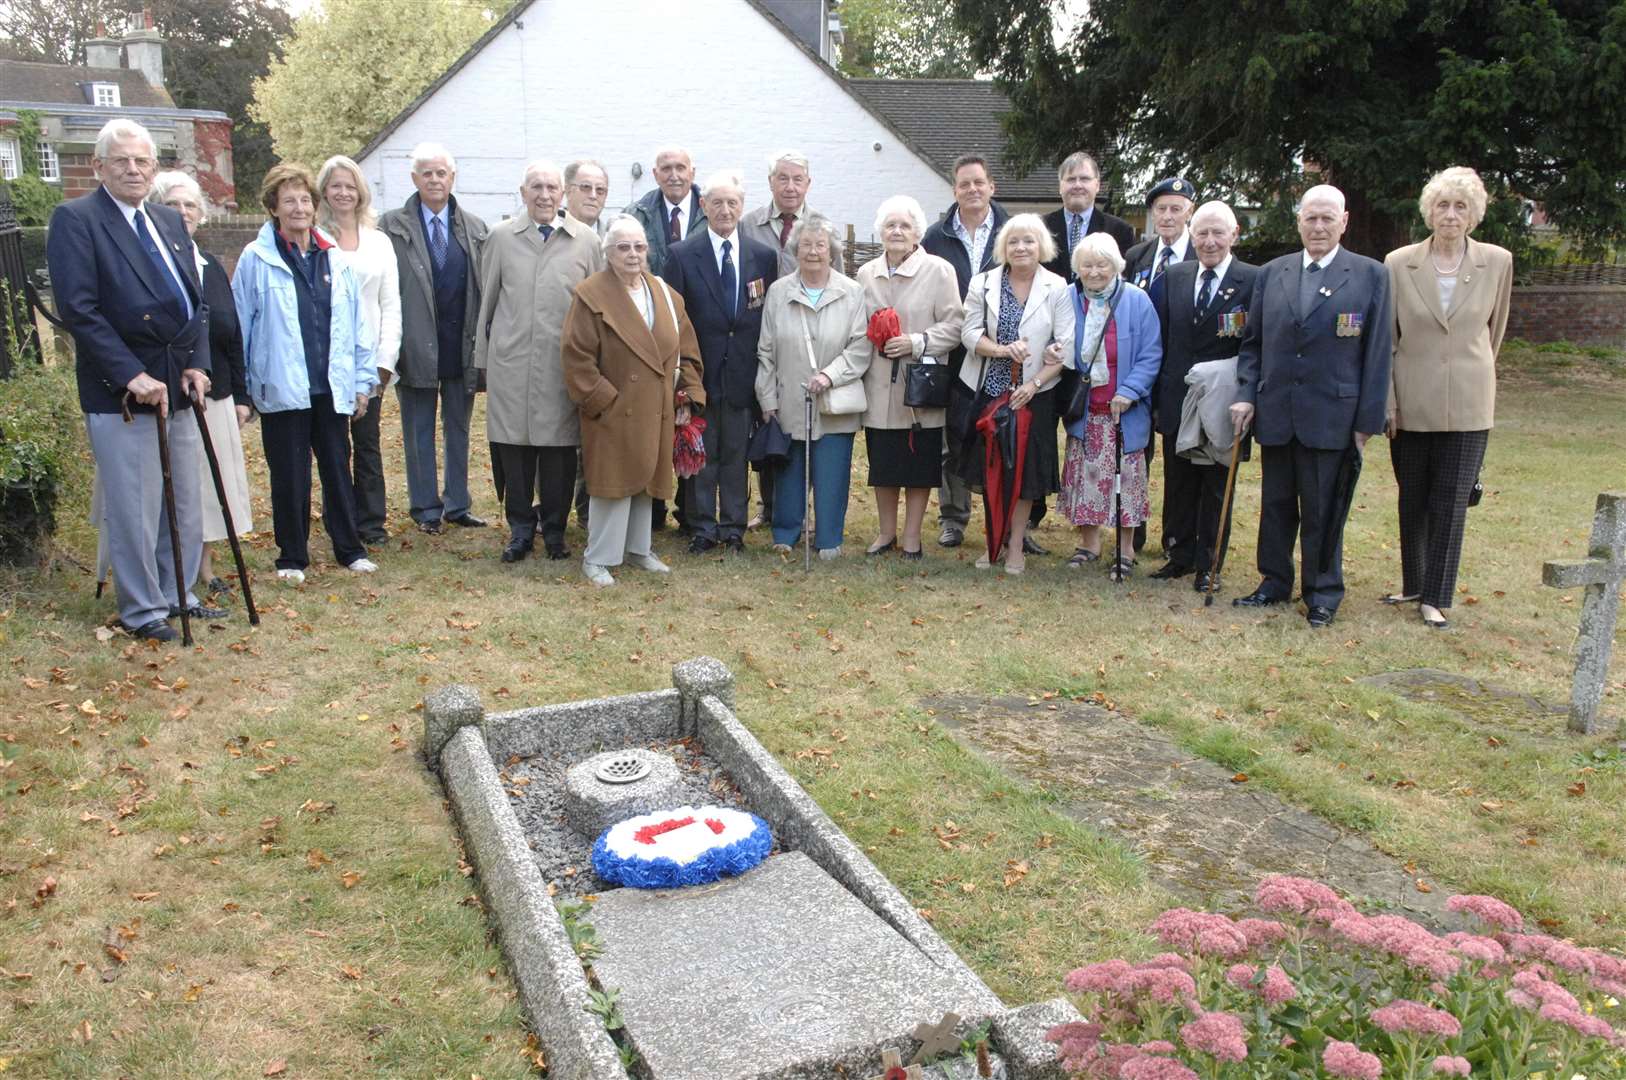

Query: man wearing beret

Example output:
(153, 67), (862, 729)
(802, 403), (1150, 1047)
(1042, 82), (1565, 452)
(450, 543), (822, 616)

(1125, 177), (1198, 290)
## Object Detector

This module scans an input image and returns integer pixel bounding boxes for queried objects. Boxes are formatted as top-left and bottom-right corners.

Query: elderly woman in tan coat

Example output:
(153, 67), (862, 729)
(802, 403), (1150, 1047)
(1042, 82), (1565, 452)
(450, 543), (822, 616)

(475, 160), (603, 564)
(562, 216), (705, 587)
(1383, 166), (1513, 631)
(757, 214), (871, 559)
(856, 195), (963, 559)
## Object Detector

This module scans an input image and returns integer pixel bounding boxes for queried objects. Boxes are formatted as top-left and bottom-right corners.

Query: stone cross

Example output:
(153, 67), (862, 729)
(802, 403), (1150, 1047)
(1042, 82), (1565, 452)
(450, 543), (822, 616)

(866, 1047), (924, 1080)
(1543, 492), (1626, 734)
(909, 1011), (963, 1064)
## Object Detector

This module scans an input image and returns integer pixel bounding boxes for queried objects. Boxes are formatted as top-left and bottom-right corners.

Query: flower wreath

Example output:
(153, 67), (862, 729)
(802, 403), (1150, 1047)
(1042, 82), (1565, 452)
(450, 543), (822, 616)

(592, 805), (772, 889)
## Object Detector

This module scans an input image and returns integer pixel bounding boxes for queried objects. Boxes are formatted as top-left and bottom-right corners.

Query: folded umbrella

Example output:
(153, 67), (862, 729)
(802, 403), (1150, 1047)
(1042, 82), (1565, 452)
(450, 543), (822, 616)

(975, 394), (1030, 560)
(866, 307), (901, 351)
(673, 415), (708, 479)
(746, 414), (792, 466)
(1318, 442), (1364, 574)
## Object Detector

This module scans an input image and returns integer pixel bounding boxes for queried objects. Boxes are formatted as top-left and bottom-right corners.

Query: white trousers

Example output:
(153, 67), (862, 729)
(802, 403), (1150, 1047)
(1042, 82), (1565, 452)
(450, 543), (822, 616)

(583, 493), (653, 567)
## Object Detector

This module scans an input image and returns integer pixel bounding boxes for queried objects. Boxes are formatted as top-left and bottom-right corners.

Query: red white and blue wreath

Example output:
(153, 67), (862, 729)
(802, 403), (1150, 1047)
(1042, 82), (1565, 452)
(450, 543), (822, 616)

(592, 805), (772, 888)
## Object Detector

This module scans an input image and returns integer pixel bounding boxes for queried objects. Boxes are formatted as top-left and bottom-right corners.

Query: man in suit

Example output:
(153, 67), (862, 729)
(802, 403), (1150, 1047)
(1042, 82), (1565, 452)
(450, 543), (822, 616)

(922, 154), (1010, 548)
(379, 142), (488, 535)
(1124, 177), (1198, 290)
(1042, 151), (1135, 282)
(1147, 200), (1260, 588)
(661, 170), (778, 553)
(627, 146), (707, 276)
(1231, 184), (1394, 628)
(47, 118), (217, 641)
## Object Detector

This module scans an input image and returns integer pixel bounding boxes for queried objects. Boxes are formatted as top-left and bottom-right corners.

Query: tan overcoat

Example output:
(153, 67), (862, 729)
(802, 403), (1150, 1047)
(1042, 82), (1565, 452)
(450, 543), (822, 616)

(1385, 236), (1513, 431)
(855, 247), (964, 430)
(474, 213), (603, 446)
(561, 270), (705, 500)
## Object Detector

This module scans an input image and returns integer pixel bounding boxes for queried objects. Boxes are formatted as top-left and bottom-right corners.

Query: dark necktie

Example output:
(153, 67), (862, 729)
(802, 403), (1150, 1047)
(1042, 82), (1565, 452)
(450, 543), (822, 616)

(669, 205), (682, 244)
(778, 213), (795, 249)
(1194, 268), (1216, 323)
(430, 215), (448, 270)
(133, 210), (189, 315)
(720, 238), (737, 317)
(1299, 260), (1323, 315)
(1154, 245), (1174, 280)
(1068, 213), (1083, 258)
(538, 224), (553, 241)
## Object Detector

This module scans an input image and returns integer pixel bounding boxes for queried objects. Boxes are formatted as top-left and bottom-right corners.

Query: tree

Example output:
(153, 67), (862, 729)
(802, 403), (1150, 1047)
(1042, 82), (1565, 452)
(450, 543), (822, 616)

(251, 0), (512, 169)
(838, 0), (976, 78)
(954, 0), (1626, 257)
(0, 0), (120, 64)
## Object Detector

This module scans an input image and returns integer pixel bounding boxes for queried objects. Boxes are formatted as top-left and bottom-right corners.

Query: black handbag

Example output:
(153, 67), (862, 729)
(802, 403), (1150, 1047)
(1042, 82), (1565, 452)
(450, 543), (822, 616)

(903, 361), (951, 408)
(1063, 281), (1121, 425)
(746, 414), (793, 466)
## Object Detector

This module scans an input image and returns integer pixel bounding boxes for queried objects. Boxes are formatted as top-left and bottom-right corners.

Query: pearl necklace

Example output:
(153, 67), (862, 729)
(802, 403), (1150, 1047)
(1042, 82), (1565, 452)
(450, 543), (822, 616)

(1431, 243), (1466, 276)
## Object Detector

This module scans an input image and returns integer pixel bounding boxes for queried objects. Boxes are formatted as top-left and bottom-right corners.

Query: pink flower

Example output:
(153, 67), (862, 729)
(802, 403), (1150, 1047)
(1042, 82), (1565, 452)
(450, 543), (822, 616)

(1446, 893), (1524, 932)
(1538, 1002), (1618, 1042)
(1119, 1057), (1199, 1080)
(1443, 931), (1506, 966)
(1430, 1055), (1471, 1076)
(1504, 933), (1595, 975)
(1370, 999), (1463, 1039)
(1332, 914), (1461, 980)
(1511, 969), (1581, 1012)
(1235, 917), (1288, 949)
(1178, 1011), (1248, 1062)
(1149, 909), (1250, 958)
(1224, 963), (1296, 1005)
(1322, 1040), (1382, 1080)
(1254, 875), (1354, 917)
(1120, 964), (1199, 1006)
(1065, 959), (1134, 995)
(1136, 1040), (1176, 1055)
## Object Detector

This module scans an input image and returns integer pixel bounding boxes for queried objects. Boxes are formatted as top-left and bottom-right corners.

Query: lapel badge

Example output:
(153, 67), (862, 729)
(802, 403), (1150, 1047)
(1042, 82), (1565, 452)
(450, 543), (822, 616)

(1318, 285), (1333, 297)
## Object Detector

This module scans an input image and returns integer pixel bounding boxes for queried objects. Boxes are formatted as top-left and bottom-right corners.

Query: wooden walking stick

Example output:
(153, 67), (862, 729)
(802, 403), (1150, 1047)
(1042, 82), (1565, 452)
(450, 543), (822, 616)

(191, 390), (259, 625)
(1206, 436), (1244, 608)
(126, 393), (191, 646)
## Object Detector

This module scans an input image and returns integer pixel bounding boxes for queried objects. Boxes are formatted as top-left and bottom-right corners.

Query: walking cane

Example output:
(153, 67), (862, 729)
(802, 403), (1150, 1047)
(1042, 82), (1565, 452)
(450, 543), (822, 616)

(1112, 416), (1125, 585)
(1206, 436), (1244, 608)
(191, 390), (259, 626)
(803, 383), (814, 572)
(126, 393), (191, 646)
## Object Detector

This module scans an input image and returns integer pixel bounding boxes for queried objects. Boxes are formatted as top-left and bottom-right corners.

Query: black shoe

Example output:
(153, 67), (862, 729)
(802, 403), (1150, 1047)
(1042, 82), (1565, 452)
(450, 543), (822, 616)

(1306, 605), (1336, 628)
(688, 536), (719, 555)
(545, 543), (571, 560)
(1422, 609), (1450, 630)
(1022, 535), (1048, 556)
(1149, 561), (1195, 580)
(938, 525), (964, 548)
(900, 547), (924, 561)
(124, 618), (177, 642)
(724, 537), (746, 554)
(1193, 571), (1219, 593)
(501, 537), (533, 563)
(206, 576), (234, 596)
(1233, 588), (1285, 608)
(417, 519), (443, 535)
(866, 539), (896, 557)
(360, 530), (389, 545)
(445, 512), (486, 528)
(170, 603), (228, 620)
(1132, 523), (1147, 554)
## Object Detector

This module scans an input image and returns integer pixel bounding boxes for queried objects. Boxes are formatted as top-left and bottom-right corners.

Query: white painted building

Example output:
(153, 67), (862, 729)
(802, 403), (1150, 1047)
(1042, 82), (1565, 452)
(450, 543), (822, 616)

(354, 0), (962, 243)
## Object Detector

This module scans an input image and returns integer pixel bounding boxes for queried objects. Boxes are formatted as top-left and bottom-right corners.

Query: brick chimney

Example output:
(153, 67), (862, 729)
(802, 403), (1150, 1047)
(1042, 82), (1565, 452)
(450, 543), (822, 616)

(122, 9), (165, 89)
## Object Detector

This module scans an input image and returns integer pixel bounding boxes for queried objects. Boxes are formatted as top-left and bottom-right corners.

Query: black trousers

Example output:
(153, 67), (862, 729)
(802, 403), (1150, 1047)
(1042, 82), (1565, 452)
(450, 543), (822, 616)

(260, 401), (364, 571)
(493, 443), (576, 547)
(1163, 448), (1236, 573)
(687, 401), (751, 543)
(1257, 438), (1349, 610)
(350, 399), (387, 538)
(1391, 429), (1487, 610)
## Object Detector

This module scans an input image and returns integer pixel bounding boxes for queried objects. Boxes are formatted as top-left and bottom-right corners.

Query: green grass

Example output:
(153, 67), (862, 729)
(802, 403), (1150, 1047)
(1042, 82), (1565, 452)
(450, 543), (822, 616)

(0, 343), (1621, 1076)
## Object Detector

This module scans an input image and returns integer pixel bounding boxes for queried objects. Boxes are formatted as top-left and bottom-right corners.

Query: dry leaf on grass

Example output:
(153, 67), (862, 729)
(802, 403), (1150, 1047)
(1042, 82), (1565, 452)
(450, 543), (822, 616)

(340, 871), (363, 889)
(263, 1058), (287, 1076)
(1002, 860), (1029, 889)
(339, 964), (362, 980)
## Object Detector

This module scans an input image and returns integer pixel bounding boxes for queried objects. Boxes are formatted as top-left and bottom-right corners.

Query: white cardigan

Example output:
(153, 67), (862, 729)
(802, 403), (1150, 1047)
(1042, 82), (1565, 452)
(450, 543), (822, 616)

(958, 265), (1074, 393)
(334, 226), (403, 385)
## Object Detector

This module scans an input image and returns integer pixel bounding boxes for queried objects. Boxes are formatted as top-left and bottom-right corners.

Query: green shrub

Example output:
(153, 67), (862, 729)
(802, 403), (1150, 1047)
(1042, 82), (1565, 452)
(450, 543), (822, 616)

(0, 289), (85, 565)
(8, 174), (61, 227)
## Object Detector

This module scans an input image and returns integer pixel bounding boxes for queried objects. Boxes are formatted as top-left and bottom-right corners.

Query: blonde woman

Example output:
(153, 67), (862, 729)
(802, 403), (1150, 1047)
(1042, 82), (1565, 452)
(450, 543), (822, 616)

(318, 155), (402, 544)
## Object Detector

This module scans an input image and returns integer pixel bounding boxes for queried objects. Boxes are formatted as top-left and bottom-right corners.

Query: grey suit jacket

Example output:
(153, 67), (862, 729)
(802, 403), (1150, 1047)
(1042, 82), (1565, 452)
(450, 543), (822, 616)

(1235, 248), (1394, 451)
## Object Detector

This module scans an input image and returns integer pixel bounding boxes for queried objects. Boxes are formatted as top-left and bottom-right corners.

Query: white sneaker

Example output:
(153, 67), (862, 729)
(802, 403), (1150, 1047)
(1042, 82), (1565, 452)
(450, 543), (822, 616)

(817, 546), (842, 561)
(347, 557), (378, 573)
(276, 568), (305, 586)
(582, 562), (615, 587)
(627, 552), (670, 573)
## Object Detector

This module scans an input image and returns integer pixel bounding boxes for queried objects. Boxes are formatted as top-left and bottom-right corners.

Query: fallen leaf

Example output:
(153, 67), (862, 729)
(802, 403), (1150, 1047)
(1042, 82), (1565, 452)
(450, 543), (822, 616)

(77, 700), (100, 717)
(340, 870), (363, 889)
(339, 964), (362, 980)
(1002, 860), (1030, 889)
(1567, 781), (1587, 798)
(1230, 772), (1250, 784)
(263, 1058), (287, 1076)
(306, 849), (331, 870)
(960, 882), (976, 893)
(1415, 879), (1433, 894)
(130, 891), (159, 901)
(32, 876), (57, 908)
(183, 983), (204, 1003)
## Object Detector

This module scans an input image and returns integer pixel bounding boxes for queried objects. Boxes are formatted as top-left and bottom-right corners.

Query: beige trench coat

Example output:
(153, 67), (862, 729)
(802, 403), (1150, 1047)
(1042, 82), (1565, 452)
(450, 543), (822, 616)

(855, 247), (963, 430)
(473, 213), (604, 446)
(756, 272), (871, 439)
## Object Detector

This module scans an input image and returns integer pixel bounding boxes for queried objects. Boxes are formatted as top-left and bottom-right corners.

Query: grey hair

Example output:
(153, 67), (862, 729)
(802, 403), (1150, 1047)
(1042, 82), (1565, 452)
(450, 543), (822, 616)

(1056, 151), (1100, 182)
(1419, 166), (1488, 231)
(1300, 184), (1346, 214)
(564, 159), (607, 186)
(601, 214), (648, 254)
(788, 212), (839, 254)
(150, 170), (206, 224)
(521, 159), (563, 186)
(700, 169), (746, 201)
(993, 213), (1058, 265)
(94, 117), (157, 160)
(767, 149), (810, 174)
(316, 154), (376, 229)
(873, 195), (927, 239)
(1071, 231), (1125, 277)
(1190, 200), (1239, 233)
(410, 142), (456, 174)
(652, 146), (692, 168)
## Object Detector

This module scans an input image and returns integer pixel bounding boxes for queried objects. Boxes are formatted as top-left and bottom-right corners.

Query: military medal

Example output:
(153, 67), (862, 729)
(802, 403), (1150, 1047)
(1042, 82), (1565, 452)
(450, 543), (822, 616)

(1217, 311), (1245, 338)
(1335, 312), (1364, 337)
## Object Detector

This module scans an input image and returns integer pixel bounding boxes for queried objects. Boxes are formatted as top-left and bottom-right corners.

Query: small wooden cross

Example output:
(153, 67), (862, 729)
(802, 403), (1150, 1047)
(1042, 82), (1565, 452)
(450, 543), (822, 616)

(909, 1011), (962, 1064)
(866, 1047), (924, 1080)
(1543, 491), (1626, 734)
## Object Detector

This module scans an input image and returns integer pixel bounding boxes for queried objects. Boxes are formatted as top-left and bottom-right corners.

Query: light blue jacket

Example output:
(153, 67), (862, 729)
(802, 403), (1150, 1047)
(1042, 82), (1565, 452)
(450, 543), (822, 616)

(232, 221), (377, 415)
(1066, 280), (1162, 454)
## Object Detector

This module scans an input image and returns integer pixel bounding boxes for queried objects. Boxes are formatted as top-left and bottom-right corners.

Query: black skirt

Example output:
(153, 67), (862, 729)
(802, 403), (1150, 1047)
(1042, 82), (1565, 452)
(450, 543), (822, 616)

(950, 386), (1059, 502)
(865, 426), (943, 489)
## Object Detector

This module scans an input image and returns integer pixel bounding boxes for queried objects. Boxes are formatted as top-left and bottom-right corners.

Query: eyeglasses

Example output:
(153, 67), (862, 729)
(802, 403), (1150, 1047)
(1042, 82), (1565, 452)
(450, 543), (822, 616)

(611, 242), (649, 253)
(106, 156), (155, 170)
(574, 183), (609, 196)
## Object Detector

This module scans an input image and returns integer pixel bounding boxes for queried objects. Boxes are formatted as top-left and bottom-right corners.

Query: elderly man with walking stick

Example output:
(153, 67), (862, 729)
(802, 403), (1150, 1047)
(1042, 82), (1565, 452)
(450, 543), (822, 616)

(48, 118), (213, 643)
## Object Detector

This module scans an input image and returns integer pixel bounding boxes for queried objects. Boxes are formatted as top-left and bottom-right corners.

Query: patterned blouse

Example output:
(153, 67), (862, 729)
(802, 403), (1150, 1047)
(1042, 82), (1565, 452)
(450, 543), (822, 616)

(983, 272), (1024, 395)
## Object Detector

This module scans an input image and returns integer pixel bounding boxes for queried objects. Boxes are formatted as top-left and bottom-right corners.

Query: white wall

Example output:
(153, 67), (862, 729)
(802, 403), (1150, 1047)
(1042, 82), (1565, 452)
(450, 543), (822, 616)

(356, 0), (953, 244)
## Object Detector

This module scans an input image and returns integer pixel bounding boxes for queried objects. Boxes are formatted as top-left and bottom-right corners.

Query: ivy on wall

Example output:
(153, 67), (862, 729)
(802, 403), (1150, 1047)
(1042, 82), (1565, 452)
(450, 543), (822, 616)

(8, 110), (62, 226)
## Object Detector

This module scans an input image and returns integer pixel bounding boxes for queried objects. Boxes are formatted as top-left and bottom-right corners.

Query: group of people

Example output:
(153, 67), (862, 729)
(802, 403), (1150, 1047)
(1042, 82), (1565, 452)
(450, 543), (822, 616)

(48, 117), (1511, 640)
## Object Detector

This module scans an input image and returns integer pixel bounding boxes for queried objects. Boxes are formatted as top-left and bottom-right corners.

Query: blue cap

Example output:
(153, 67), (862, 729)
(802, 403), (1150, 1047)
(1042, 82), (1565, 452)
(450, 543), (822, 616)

(1145, 177), (1197, 206)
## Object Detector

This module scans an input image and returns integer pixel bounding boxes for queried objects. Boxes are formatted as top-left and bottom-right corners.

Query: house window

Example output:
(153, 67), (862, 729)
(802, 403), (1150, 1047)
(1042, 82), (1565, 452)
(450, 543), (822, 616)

(36, 142), (60, 182)
(0, 139), (18, 181)
(92, 83), (121, 107)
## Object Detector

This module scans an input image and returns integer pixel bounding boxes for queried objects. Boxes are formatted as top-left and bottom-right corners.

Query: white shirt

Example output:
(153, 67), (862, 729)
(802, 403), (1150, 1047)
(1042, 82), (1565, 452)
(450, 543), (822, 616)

(1066, 208), (1094, 248)
(708, 227), (741, 275)
(1193, 254), (1233, 304)
(1302, 245), (1341, 272)
(664, 197), (689, 242)
(115, 190), (193, 317)
(1153, 230), (1191, 272)
(951, 208), (993, 272)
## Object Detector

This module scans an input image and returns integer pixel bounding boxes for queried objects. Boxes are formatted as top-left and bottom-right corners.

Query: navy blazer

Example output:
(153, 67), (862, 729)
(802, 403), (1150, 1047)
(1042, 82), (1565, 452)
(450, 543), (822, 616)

(1042, 205), (1136, 282)
(1124, 234), (1198, 291)
(47, 187), (209, 415)
(1149, 258), (1260, 436)
(661, 229), (778, 409)
(1235, 248), (1394, 450)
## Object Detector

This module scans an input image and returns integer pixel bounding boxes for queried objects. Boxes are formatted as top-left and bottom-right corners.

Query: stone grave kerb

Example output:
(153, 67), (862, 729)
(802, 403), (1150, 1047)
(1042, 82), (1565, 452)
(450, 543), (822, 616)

(672, 656), (735, 737)
(1543, 491), (1626, 735)
(423, 683), (485, 766)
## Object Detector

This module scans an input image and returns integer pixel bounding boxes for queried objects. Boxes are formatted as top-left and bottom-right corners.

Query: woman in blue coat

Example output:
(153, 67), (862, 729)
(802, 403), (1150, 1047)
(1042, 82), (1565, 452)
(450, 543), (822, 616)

(1054, 232), (1162, 579)
(233, 162), (378, 586)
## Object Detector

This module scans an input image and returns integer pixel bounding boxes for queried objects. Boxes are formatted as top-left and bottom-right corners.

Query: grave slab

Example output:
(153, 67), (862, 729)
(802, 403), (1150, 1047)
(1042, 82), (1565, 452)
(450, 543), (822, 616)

(588, 850), (994, 1080)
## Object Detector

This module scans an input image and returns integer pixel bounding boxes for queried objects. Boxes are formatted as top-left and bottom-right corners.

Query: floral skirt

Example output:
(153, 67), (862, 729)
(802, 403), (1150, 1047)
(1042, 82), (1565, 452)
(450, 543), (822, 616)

(1055, 413), (1150, 527)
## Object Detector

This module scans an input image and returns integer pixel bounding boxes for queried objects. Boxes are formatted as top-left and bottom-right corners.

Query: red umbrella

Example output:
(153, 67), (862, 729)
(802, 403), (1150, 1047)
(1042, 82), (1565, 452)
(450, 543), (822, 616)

(867, 306), (901, 351)
(975, 394), (1030, 560)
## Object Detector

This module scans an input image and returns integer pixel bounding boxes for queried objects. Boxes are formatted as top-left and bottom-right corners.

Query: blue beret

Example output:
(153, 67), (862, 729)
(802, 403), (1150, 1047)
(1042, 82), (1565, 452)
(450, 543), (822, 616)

(1146, 177), (1197, 206)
